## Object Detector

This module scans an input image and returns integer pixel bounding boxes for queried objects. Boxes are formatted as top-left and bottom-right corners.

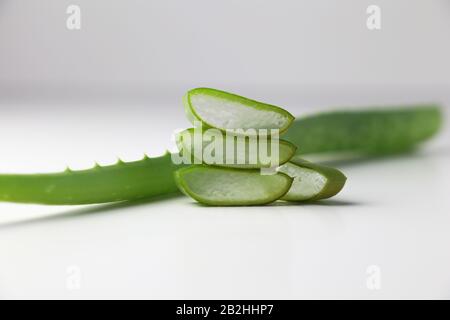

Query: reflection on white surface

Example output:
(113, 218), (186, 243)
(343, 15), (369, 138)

(0, 96), (449, 299)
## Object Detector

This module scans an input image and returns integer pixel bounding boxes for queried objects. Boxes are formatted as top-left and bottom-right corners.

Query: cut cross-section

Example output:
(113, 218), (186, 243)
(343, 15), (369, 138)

(183, 88), (294, 135)
(175, 165), (293, 206)
(278, 157), (346, 201)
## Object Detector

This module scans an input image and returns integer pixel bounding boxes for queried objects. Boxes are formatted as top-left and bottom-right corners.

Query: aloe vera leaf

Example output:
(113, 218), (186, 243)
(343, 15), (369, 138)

(278, 157), (347, 201)
(0, 106), (441, 205)
(0, 152), (179, 205)
(183, 88), (294, 134)
(174, 165), (293, 206)
(176, 128), (297, 168)
(286, 105), (442, 155)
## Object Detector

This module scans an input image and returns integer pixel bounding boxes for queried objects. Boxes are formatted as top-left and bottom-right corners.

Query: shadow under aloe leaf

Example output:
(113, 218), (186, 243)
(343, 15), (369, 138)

(184, 198), (360, 208)
(0, 192), (180, 230)
(271, 199), (361, 207)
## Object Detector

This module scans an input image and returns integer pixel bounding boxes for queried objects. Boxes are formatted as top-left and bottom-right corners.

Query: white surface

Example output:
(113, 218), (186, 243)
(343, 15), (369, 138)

(0, 90), (449, 299)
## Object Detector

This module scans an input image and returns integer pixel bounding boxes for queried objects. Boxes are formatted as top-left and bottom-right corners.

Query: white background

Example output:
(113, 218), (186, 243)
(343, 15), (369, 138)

(0, 0), (450, 299)
(1, 0), (450, 96)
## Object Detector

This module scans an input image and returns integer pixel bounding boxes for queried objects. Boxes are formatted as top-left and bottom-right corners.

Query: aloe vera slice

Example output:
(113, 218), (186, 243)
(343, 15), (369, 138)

(183, 88), (294, 134)
(278, 157), (346, 201)
(174, 166), (293, 206)
(176, 128), (296, 168)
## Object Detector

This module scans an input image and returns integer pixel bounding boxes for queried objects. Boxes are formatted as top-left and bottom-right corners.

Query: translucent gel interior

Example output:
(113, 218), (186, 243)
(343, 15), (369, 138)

(183, 169), (288, 203)
(279, 163), (327, 200)
(191, 94), (289, 130)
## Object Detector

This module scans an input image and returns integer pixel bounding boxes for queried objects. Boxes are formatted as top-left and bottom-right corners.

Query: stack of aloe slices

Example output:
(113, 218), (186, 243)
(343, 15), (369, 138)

(174, 88), (347, 206)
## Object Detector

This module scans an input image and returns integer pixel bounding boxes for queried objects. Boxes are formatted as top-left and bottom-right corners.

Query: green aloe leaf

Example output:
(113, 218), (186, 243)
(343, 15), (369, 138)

(284, 105), (442, 155)
(0, 153), (179, 205)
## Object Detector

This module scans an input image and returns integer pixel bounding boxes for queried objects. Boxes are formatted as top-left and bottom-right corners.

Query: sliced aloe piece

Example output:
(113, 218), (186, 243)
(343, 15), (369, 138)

(183, 88), (294, 134)
(174, 165), (293, 206)
(278, 157), (346, 201)
(176, 128), (296, 168)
